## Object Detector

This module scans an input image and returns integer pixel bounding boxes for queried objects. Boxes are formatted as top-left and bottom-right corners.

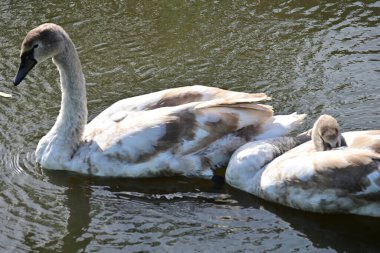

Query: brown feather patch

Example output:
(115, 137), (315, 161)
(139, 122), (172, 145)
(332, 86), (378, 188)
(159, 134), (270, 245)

(312, 162), (378, 193)
(146, 91), (204, 110)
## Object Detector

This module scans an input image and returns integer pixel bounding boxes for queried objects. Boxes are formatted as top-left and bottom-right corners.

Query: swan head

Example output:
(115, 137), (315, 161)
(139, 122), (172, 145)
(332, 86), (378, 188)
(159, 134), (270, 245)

(14, 23), (67, 86)
(311, 114), (344, 151)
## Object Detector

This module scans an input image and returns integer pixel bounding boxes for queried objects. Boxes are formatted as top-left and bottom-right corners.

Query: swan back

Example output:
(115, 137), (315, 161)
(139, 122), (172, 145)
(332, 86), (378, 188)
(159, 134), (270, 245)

(226, 136), (307, 193)
(226, 113), (380, 217)
(87, 85), (271, 129)
(263, 130), (380, 216)
(261, 146), (380, 216)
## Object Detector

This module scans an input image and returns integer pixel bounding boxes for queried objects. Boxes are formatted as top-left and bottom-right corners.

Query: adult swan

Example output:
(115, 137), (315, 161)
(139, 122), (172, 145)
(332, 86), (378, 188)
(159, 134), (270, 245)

(226, 115), (380, 217)
(13, 23), (305, 178)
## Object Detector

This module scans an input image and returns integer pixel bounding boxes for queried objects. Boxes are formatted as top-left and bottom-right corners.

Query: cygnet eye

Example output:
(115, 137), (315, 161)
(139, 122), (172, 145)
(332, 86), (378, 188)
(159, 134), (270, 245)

(33, 44), (39, 49)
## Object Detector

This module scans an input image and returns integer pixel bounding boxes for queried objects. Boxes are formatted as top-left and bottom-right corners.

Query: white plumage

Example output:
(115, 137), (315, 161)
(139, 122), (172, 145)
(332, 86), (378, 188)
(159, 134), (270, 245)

(226, 115), (380, 217)
(14, 23), (306, 178)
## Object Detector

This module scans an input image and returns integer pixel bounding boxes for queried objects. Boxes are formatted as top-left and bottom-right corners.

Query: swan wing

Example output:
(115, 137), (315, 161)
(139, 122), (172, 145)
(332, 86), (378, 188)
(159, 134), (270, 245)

(263, 149), (380, 200)
(88, 85), (270, 127)
(76, 97), (273, 177)
(342, 130), (380, 151)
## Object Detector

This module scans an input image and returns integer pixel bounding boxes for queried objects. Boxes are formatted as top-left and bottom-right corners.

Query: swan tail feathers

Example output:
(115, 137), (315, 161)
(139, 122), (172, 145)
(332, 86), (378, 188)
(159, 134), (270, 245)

(255, 113), (307, 140)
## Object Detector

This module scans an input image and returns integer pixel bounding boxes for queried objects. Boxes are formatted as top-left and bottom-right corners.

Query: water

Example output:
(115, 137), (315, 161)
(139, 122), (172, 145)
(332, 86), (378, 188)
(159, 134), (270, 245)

(1, 0), (380, 252)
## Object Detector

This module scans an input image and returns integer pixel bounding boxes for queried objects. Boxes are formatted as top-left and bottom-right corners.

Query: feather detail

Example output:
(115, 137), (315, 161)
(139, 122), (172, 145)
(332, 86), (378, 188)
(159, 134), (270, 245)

(226, 115), (380, 217)
(15, 23), (305, 179)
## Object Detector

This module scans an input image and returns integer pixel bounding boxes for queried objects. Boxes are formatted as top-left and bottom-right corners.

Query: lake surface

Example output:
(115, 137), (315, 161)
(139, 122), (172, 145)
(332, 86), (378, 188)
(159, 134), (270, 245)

(1, 0), (380, 252)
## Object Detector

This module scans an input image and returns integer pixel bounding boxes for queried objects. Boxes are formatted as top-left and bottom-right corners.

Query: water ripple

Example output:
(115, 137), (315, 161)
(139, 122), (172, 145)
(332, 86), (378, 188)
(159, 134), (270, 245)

(0, 163), (67, 252)
(1, 0), (380, 252)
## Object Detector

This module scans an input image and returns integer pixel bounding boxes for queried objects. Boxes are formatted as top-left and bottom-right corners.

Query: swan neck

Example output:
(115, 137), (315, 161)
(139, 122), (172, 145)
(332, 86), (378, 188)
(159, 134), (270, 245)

(51, 38), (87, 142)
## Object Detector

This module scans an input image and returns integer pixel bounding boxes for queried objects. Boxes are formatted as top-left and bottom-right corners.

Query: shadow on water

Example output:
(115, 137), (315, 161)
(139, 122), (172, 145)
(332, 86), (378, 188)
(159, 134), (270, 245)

(38, 169), (380, 253)
(227, 185), (380, 253)
(39, 170), (226, 252)
(271, 207), (380, 253)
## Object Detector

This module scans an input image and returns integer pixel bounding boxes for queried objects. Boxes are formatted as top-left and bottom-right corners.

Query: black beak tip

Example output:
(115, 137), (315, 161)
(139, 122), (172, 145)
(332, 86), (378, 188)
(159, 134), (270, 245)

(13, 77), (22, 86)
(13, 50), (38, 87)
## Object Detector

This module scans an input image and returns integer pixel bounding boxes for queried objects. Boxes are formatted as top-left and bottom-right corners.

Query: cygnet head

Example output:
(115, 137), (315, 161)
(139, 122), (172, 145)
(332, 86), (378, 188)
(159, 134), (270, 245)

(311, 114), (344, 151)
(14, 23), (68, 86)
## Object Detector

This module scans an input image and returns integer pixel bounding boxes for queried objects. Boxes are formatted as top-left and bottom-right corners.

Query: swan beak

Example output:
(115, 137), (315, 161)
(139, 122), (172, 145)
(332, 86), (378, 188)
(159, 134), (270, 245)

(13, 50), (37, 86)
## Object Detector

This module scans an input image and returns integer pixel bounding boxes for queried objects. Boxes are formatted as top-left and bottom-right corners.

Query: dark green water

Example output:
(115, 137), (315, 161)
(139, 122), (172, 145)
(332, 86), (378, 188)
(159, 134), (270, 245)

(1, 1), (380, 252)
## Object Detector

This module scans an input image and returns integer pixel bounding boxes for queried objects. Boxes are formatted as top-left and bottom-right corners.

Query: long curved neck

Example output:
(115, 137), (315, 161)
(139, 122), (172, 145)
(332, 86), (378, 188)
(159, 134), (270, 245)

(50, 38), (87, 153)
